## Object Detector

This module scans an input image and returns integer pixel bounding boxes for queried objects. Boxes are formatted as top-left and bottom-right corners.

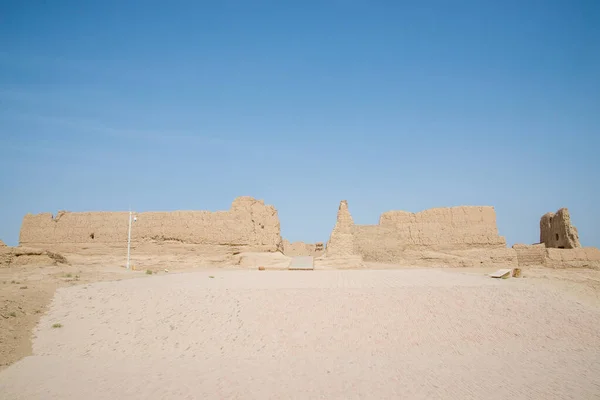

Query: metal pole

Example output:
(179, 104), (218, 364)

(126, 210), (132, 269)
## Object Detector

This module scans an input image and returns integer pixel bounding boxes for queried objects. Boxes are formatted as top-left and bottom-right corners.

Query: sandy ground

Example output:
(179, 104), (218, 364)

(0, 263), (135, 370)
(1, 268), (600, 399)
(0, 246), (274, 370)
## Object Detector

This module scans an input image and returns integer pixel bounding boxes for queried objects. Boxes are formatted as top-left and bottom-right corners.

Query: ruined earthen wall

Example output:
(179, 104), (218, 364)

(540, 208), (581, 249)
(19, 197), (282, 251)
(353, 206), (506, 262)
(512, 244), (546, 266)
(1, 246), (69, 268)
(506, 243), (600, 269)
(544, 247), (600, 268)
(282, 240), (324, 257)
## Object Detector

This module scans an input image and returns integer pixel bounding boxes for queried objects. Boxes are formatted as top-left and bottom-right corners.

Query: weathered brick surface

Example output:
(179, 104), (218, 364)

(351, 205), (507, 264)
(19, 197), (282, 252)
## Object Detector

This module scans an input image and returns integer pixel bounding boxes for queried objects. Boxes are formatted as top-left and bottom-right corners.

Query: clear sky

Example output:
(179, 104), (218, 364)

(0, 0), (598, 247)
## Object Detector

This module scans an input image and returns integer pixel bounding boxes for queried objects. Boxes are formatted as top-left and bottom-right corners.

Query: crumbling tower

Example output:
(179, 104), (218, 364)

(540, 208), (581, 249)
(326, 200), (358, 257)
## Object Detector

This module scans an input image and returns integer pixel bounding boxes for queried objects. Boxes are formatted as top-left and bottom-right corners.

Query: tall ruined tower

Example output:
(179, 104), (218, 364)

(326, 200), (357, 257)
(540, 208), (581, 249)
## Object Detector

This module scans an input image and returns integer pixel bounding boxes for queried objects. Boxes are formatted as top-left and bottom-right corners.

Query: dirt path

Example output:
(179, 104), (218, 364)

(1, 268), (599, 399)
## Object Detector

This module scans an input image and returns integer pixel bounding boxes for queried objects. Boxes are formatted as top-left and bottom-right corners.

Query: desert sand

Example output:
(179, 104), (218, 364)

(1, 267), (600, 399)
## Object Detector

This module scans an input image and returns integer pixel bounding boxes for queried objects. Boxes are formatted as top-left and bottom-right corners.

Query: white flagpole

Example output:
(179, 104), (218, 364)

(126, 210), (133, 269)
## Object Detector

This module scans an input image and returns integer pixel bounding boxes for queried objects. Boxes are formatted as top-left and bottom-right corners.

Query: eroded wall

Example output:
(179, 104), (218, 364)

(353, 206), (507, 263)
(540, 208), (581, 249)
(512, 244), (546, 266)
(19, 197), (282, 252)
(1, 246), (69, 267)
(544, 247), (600, 268)
(511, 243), (600, 269)
(282, 240), (324, 257)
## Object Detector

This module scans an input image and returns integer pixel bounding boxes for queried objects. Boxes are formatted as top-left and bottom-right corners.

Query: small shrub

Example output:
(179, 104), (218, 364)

(52, 323), (62, 328)
(9, 312), (16, 317)
(146, 270), (153, 275)
(35, 310), (41, 314)
(19, 286), (27, 289)
(10, 280), (15, 284)
(65, 273), (72, 278)
(47, 251), (68, 265)
(209, 275), (215, 279)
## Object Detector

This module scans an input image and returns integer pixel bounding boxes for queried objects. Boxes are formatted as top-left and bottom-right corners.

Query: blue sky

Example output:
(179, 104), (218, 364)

(1, 0), (598, 247)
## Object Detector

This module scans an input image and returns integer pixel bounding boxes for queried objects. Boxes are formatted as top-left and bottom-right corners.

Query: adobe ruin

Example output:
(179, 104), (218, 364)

(318, 200), (364, 268)
(319, 201), (514, 268)
(281, 240), (324, 257)
(540, 208), (581, 249)
(325, 200), (358, 257)
(19, 196), (282, 253)
(15, 196), (600, 269)
(354, 205), (507, 260)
